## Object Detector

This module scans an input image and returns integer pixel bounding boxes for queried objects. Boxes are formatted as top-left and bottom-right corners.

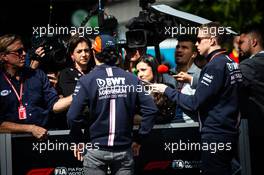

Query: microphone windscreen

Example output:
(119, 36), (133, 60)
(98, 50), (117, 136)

(157, 64), (169, 74)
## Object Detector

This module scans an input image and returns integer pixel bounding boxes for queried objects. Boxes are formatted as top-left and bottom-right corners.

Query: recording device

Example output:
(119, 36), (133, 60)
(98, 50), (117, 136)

(140, 0), (156, 10)
(157, 64), (176, 75)
(126, 29), (147, 48)
(125, 0), (170, 48)
(30, 35), (68, 73)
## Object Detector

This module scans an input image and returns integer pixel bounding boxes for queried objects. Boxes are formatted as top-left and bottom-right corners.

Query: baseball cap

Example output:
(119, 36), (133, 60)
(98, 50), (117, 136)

(93, 34), (116, 53)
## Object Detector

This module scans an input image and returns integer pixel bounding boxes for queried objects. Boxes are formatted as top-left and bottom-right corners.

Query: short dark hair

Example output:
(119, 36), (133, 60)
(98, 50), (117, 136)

(66, 34), (95, 69)
(177, 35), (197, 52)
(241, 23), (264, 48)
(67, 34), (92, 56)
(94, 47), (119, 65)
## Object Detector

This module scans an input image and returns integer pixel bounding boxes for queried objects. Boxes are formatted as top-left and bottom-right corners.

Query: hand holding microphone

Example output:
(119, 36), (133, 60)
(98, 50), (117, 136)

(139, 78), (167, 94)
(174, 72), (192, 84)
(157, 64), (192, 84)
(157, 64), (175, 75)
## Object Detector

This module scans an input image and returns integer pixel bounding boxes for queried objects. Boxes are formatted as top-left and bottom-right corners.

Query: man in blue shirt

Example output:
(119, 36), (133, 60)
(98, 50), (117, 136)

(0, 34), (72, 139)
(67, 34), (158, 175)
(152, 22), (242, 175)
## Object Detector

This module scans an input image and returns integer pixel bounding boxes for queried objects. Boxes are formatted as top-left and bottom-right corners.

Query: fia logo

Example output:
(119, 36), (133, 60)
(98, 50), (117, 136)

(172, 160), (184, 169)
(54, 167), (68, 175)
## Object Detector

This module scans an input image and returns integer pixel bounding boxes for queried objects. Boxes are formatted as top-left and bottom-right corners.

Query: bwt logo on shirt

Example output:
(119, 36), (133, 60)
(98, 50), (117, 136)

(96, 77), (125, 87)
(226, 62), (239, 71)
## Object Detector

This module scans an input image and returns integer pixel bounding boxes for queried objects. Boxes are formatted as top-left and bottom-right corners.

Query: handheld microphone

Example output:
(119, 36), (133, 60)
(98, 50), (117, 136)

(157, 64), (176, 75)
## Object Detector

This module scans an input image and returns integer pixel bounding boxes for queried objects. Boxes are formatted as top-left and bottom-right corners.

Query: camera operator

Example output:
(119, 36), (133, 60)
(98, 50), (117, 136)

(0, 34), (72, 139)
(30, 46), (60, 88)
(29, 35), (68, 89)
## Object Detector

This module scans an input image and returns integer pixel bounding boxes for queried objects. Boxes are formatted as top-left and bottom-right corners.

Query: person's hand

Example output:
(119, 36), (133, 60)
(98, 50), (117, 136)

(73, 143), (84, 161)
(30, 125), (48, 139)
(30, 47), (46, 69)
(35, 46), (46, 58)
(173, 72), (192, 84)
(150, 83), (168, 93)
(132, 142), (141, 156)
(47, 73), (58, 87)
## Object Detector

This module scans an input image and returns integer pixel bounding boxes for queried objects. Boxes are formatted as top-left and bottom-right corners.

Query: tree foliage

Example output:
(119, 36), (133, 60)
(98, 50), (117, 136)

(177, 0), (264, 32)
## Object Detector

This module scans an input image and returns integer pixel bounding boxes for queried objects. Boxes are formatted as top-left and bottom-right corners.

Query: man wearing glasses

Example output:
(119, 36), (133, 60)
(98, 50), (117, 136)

(0, 34), (72, 139)
(151, 22), (242, 175)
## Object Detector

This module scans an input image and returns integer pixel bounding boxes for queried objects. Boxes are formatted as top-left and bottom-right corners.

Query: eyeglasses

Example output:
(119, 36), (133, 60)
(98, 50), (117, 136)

(6, 47), (26, 56)
(196, 37), (211, 44)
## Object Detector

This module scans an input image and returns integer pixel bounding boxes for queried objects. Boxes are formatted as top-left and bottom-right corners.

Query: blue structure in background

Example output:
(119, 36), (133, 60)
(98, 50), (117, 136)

(147, 39), (177, 69)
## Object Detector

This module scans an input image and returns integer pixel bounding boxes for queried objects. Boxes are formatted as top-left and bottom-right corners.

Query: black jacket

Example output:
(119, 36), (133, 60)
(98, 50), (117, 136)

(240, 51), (264, 136)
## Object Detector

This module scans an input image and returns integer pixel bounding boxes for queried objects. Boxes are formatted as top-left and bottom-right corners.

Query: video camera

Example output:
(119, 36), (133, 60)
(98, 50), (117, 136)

(125, 0), (171, 48)
(31, 34), (69, 73)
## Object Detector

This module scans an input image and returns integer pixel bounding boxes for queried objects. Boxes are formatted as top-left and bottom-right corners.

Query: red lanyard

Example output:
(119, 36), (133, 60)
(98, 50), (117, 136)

(3, 73), (24, 106)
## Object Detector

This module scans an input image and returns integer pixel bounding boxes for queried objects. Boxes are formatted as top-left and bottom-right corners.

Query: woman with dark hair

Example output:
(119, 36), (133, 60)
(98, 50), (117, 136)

(136, 56), (176, 124)
(51, 34), (94, 129)
(57, 34), (95, 97)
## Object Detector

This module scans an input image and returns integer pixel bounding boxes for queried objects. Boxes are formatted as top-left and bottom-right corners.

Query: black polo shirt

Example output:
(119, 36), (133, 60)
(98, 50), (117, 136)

(57, 67), (84, 97)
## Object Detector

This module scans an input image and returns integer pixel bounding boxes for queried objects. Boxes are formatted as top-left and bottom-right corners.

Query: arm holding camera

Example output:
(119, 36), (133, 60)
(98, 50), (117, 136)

(30, 46), (45, 69)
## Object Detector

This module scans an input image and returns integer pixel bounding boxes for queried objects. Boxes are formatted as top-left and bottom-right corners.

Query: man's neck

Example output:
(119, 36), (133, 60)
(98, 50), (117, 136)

(207, 46), (222, 56)
(251, 46), (264, 56)
(176, 64), (188, 73)
(4, 65), (18, 77)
